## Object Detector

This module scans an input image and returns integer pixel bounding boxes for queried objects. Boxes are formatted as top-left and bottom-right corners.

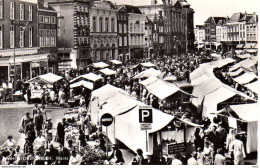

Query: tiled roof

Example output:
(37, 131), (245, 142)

(121, 4), (142, 14)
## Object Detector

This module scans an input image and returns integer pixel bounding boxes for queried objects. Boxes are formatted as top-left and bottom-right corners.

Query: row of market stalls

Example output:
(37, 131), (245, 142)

(87, 84), (201, 156)
(228, 57), (258, 95)
(190, 57), (258, 154)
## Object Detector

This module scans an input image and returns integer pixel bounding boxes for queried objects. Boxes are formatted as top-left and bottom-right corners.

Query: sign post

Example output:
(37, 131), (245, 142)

(139, 107), (153, 152)
(100, 113), (113, 158)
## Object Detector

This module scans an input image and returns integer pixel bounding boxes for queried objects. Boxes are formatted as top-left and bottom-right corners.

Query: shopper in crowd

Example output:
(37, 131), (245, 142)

(230, 134), (246, 165)
(107, 144), (125, 164)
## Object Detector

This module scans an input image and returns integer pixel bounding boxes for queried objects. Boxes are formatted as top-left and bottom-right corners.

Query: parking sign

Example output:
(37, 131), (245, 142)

(139, 108), (153, 123)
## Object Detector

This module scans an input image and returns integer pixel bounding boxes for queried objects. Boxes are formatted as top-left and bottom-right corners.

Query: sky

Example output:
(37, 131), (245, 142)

(26, 0), (259, 25)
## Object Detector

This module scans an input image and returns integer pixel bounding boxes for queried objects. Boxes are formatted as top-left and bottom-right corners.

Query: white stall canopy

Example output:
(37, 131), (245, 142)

(110, 60), (122, 65)
(133, 68), (162, 79)
(70, 80), (93, 90)
(233, 72), (257, 85)
(245, 81), (258, 94)
(99, 68), (117, 76)
(70, 73), (103, 83)
(26, 73), (63, 84)
(92, 62), (109, 69)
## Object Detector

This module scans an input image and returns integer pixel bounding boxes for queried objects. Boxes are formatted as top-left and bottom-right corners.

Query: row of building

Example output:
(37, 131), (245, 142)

(194, 12), (258, 52)
(0, 0), (195, 82)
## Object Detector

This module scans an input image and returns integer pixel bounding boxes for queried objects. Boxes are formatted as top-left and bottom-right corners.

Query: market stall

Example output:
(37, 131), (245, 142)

(202, 86), (256, 117)
(70, 73), (103, 84)
(211, 103), (258, 154)
(115, 105), (201, 156)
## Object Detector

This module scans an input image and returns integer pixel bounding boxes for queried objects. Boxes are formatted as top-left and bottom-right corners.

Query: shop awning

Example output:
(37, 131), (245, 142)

(245, 81), (258, 94)
(229, 64), (241, 72)
(26, 73), (63, 84)
(70, 73), (103, 83)
(253, 43), (258, 49)
(70, 80), (93, 90)
(99, 68), (116, 76)
(140, 62), (156, 68)
(233, 72), (257, 85)
(236, 44), (244, 49)
(133, 68), (162, 79)
(228, 68), (244, 77)
(92, 62), (109, 69)
(110, 60), (122, 65)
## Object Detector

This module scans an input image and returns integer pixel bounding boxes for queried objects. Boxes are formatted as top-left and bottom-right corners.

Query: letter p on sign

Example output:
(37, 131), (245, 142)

(139, 109), (152, 123)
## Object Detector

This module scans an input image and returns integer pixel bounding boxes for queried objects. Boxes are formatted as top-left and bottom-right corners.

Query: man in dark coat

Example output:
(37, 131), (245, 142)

(26, 87), (31, 104)
(34, 111), (44, 136)
(56, 119), (66, 146)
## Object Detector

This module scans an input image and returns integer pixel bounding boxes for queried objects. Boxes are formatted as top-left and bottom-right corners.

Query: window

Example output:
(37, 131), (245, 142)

(0, 0), (3, 19)
(119, 36), (122, 46)
(92, 17), (96, 32)
(105, 17), (109, 32)
(20, 26), (24, 47)
(0, 25), (2, 49)
(99, 17), (103, 32)
(10, 26), (14, 48)
(124, 36), (127, 46)
(39, 16), (44, 23)
(123, 23), (127, 33)
(130, 23), (133, 33)
(45, 16), (50, 24)
(51, 30), (56, 46)
(46, 30), (50, 47)
(29, 5), (33, 21)
(111, 18), (115, 32)
(10, 2), (15, 19)
(29, 27), (33, 47)
(39, 30), (44, 47)
(20, 4), (24, 20)
(119, 23), (122, 33)
(51, 16), (56, 24)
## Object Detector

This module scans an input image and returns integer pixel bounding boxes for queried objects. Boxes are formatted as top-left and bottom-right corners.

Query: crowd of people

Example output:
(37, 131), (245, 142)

(0, 51), (256, 165)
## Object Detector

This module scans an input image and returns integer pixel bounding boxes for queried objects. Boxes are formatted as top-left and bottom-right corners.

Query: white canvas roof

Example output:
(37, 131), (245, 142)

(210, 58), (235, 68)
(92, 62), (109, 69)
(139, 76), (159, 86)
(233, 72), (257, 85)
(191, 75), (211, 86)
(237, 54), (251, 59)
(99, 68), (116, 76)
(140, 62), (156, 67)
(228, 68), (244, 77)
(110, 60), (122, 65)
(133, 68), (162, 79)
(115, 105), (175, 153)
(202, 87), (237, 117)
(239, 58), (257, 69)
(70, 73), (103, 83)
(27, 73), (63, 84)
(229, 103), (258, 122)
(70, 80), (93, 90)
(163, 75), (177, 82)
(229, 64), (241, 72)
(245, 81), (258, 94)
